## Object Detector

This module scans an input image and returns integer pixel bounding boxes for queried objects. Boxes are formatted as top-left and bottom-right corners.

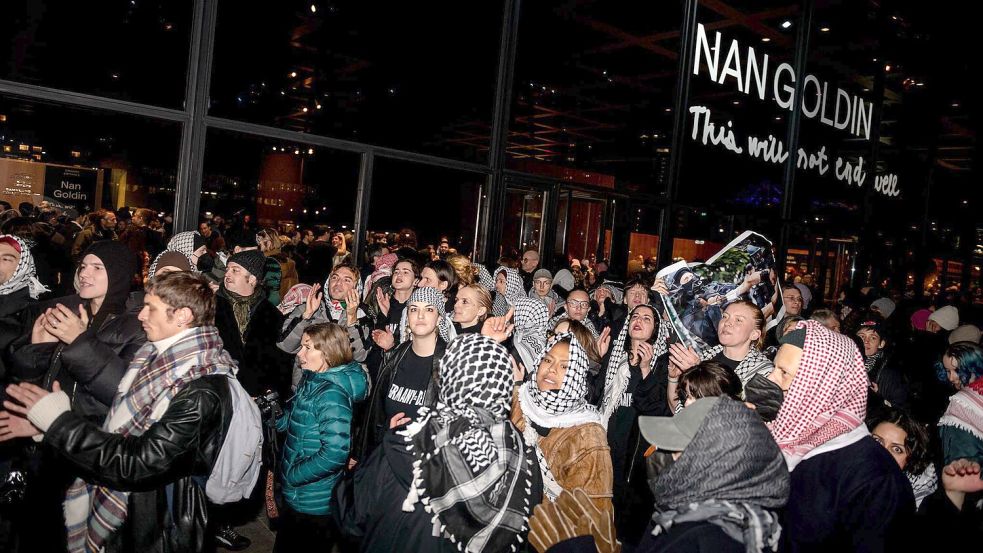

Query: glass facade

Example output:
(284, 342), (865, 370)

(0, 0), (977, 299)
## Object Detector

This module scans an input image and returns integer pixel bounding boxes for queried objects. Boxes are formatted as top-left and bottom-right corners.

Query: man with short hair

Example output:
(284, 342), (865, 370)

(519, 249), (541, 293)
(0, 272), (236, 553)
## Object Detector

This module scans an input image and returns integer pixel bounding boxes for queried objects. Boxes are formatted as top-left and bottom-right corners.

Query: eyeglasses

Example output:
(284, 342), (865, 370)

(566, 300), (590, 309)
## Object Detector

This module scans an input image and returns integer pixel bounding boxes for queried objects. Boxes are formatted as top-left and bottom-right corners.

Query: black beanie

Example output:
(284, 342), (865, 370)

(227, 249), (266, 280)
(81, 241), (137, 310)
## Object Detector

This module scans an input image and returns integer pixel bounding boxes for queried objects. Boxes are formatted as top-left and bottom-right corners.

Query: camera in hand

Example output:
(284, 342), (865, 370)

(254, 390), (282, 420)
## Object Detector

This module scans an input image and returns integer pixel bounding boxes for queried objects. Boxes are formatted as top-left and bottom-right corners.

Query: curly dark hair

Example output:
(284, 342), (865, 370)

(866, 408), (931, 474)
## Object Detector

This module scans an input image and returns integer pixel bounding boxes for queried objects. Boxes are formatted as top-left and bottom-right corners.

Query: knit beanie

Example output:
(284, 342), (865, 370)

(227, 249), (266, 280)
(533, 268), (552, 281)
(948, 324), (982, 345)
(928, 306), (959, 331)
(870, 298), (896, 319)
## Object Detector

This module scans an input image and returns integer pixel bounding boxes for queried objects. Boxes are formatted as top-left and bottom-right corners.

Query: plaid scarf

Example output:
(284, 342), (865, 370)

(651, 398), (789, 553)
(767, 320), (868, 468)
(600, 305), (669, 425)
(401, 334), (541, 553)
(700, 344), (774, 386)
(492, 267), (525, 317)
(64, 326), (237, 552)
(0, 234), (49, 299)
(512, 297), (549, 372)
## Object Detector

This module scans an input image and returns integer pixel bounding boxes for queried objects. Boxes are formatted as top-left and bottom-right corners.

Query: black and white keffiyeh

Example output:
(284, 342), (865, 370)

(512, 297), (549, 372)
(0, 234), (48, 299)
(401, 334), (541, 553)
(399, 286), (452, 343)
(700, 344), (774, 386)
(518, 332), (600, 427)
(599, 305), (669, 425)
(527, 287), (561, 316)
(591, 282), (624, 306)
(147, 249), (198, 279)
(148, 231), (202, 278)
(475, 263), (496, 292)
(492, 267), (525, 317)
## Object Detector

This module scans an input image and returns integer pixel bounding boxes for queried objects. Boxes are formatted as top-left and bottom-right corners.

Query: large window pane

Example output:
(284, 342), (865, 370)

(0, 1), (193, 108)
(211, 0), (501, 163)
(200, 129), (360, 233)
(510, 1), (683, 196)
(366, 160), (484, 258)
(0, 95), (180, 216)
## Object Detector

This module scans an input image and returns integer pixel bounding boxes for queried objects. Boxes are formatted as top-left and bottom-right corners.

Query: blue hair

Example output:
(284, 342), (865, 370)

(936, 342), (983, 386)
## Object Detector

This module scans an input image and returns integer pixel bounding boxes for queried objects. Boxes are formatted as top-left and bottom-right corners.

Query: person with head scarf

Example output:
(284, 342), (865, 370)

(399, 334), (542, 552)
(493, 266), (525, 317)
(357, 287), (449, 460)
(363, 252), (398, 301)
(613, 396), (788, 553)
(588, 281), (625, 335)
(511, 332), (618, 553)
(766, 320), (914, 552)
(0, 234), (50, 366)
(590, 303), (672, 546)
(147, 230), (208, 278)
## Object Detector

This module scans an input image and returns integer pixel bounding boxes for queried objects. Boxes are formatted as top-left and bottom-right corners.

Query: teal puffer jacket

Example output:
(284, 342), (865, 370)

(276, 361), (369, 515)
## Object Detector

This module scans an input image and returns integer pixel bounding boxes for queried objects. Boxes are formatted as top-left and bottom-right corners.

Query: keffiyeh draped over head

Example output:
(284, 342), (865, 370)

(599, 305), (669, 425)
(400, 286), (451, 343)
(492, 267), (525, 317)
(475, 263), (496, 292)
(519, 332), (599, 427)
(511, 297), (549, 372)
(0, 234), (48, 299)
(148, 231), (204, 278)
(147, 249), (197, 279)
(401, 334), (541, 553)
(592, 282), (624, 306)
(651, 397), (790, 553)
(278, 283), (312, 315)
(767, 320), (868, 468)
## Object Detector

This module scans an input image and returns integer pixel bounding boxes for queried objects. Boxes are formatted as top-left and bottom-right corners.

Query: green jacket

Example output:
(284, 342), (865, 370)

(276, 361), (368, 515)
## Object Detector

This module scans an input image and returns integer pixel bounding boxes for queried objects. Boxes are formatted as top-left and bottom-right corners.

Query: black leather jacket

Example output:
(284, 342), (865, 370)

(44, 374), (233, 553)
(354, 338), (446, 461)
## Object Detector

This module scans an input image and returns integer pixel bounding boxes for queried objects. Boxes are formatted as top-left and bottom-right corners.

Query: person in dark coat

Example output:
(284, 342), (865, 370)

(214, 249), (291, 399)
(0, 235), (48, 376)
(857, 318), (909, 417)
(0, 272), (235, 553)
(767, 320), (914, 552)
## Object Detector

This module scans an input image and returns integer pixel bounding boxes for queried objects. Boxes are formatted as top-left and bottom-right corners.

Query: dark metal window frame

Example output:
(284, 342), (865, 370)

(0, 0), (834, 276)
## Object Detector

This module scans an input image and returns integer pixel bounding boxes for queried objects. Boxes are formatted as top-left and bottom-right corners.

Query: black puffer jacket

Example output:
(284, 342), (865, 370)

(0, 287), (34, 378)
(355, 339), (446, 461)
(7, 297), (145, 423)
(44, 374), (233, 553)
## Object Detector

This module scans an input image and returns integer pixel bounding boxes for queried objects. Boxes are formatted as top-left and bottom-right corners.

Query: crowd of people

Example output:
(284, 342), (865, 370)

(0, 200), (981, 553)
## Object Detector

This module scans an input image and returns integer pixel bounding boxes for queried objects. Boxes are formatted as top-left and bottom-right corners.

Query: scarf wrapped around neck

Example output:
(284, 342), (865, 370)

(700, 344), (774, 386)
(223, 285), (265, 340)
(64, 326), (237, 553)
(938, 381), (983, 444)
(599, 305), (669, 425)
(401, 334), (541, 553)
(650, 397), (790, 553)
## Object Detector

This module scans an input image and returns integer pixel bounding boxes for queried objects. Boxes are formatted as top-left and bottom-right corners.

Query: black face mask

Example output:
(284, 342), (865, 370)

(196, 254), (215, 273)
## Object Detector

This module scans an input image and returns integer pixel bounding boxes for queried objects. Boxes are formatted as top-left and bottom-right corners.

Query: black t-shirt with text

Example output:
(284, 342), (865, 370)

(385, 349), (433, 422)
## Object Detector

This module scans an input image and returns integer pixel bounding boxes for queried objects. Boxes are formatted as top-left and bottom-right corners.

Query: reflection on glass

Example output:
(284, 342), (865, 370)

(502, 187), (545, 259)
(0, 2), (193, 107)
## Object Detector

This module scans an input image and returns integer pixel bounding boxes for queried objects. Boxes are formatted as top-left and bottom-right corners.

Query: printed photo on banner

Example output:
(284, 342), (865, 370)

(656, 230), (783, 354)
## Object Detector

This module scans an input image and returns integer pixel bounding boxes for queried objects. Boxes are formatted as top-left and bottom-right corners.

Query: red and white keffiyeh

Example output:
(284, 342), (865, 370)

(767, 319), (868, 465)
